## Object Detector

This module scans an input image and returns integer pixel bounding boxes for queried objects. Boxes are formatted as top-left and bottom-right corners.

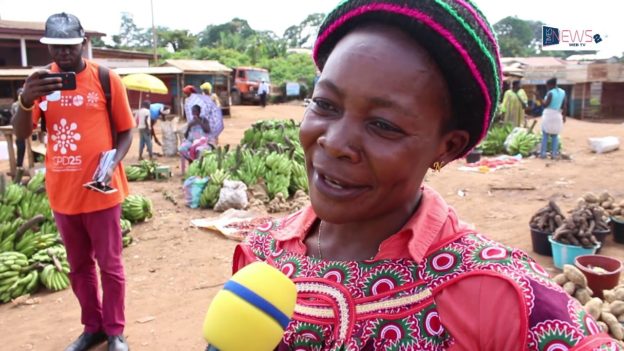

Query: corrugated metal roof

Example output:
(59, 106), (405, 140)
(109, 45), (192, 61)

(163, 59), (231, 74)
(0, 19), (105, 36)
(501, 57), (566, 67)
(114, 67), (183, 75)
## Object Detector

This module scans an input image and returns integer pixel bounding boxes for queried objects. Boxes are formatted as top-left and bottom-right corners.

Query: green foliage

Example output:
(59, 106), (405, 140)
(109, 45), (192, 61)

(259, 53), (317, 89)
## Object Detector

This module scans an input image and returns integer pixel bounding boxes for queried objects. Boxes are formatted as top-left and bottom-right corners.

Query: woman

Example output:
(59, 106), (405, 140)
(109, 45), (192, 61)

(178, 105), (214, 161)
(232, 1), (620, 350)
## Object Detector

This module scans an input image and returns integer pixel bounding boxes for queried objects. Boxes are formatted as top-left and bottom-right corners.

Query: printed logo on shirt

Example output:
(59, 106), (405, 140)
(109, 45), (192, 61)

(51, 118), (81, 155)
(60, 95), (73, 107)
(87, 92), (100, 106)
(72, 95), (84, 107)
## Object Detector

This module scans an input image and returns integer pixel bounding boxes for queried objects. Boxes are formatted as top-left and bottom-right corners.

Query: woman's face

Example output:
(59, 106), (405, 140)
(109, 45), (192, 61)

(300, 25), (468, 224)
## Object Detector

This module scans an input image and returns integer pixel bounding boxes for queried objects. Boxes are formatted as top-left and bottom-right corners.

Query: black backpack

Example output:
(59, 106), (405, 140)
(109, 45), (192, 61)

(40, 65), (116, 146)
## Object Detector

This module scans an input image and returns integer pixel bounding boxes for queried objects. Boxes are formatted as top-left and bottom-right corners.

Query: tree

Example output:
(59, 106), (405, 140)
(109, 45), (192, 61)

(90, 36), (107, 48)
(197, 18), (255, 47)
(113, 12), (151, 49)
(493, 16), (536, 57)
(158, 28), (197, 52)
(283, 13), (324, 48)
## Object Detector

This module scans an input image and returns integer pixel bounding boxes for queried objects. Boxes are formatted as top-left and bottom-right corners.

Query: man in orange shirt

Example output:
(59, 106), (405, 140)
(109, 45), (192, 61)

(13, 13), (133, 351)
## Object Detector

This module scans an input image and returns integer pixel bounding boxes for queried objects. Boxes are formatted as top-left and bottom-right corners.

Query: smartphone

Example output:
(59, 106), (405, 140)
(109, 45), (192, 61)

(41, 72), (76, 90)
(83, 181), (118, 195)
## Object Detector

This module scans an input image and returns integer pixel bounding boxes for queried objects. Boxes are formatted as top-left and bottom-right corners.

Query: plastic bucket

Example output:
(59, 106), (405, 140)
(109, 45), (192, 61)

(548, 236), (599, 269)
(574, 254), (623, 299)
(611, 216), (624, 244)
(530, 226), (552, 256)
(593, 227), (610, 254)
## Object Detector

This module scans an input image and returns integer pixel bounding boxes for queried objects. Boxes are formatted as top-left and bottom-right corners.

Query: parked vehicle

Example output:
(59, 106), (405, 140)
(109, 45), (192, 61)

(230, 67), (271, 105)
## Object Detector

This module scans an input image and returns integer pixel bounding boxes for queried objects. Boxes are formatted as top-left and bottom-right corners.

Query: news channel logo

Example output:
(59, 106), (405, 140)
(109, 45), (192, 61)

(542, 26), (605, 51)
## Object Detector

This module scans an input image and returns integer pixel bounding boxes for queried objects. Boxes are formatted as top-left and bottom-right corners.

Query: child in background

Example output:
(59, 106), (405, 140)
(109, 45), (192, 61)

(232, 0), (620, 350)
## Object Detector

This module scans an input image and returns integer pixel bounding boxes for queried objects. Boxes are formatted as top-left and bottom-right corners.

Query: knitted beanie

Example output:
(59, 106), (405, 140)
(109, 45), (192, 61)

(313, 0), (502, 156)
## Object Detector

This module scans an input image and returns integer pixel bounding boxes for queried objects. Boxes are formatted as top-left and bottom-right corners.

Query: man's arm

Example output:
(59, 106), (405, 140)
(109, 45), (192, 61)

(102, 130), (132, 185)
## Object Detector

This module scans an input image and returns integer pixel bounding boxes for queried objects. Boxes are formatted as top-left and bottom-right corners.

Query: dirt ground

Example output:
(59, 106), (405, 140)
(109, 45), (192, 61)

(0, 104), (623, 350)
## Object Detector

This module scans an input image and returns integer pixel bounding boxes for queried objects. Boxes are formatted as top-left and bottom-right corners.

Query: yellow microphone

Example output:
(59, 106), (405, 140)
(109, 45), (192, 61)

(203, 262), (297, 351)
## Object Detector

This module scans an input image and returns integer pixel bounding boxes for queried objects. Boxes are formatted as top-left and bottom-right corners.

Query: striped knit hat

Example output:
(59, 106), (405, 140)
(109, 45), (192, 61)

(313, 0), (502, 156)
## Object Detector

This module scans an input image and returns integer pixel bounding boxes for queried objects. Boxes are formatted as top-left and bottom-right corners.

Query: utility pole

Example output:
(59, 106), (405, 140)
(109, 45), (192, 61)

(151, 0), (157, 64)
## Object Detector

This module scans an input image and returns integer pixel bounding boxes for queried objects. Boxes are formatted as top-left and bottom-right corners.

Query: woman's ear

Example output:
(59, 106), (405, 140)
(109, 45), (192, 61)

(436, 129), (470, 165)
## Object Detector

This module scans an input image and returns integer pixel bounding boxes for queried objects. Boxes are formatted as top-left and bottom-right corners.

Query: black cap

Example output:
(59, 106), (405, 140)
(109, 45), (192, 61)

(40, 12), (85, 45)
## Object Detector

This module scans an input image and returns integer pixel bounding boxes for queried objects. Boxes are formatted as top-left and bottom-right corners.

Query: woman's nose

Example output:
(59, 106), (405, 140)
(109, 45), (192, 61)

(317, 118), (361, 162)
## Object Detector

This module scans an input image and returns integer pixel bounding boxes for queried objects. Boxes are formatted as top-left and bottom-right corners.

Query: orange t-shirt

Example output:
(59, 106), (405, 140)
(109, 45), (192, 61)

(32, 60), (135, 215)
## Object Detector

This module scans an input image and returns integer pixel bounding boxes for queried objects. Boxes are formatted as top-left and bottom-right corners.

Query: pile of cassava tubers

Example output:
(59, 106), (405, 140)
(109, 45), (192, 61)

(530, 200), (565, 233)
(551, 202), (610, 248)
(578, 191), (623, 218)
(553, 265), (624, 342)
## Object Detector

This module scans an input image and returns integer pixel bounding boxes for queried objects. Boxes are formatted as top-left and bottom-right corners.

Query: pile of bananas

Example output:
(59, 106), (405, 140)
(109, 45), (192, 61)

(265, 153), (292, 199)
(479, 123), (513, 156)
(40, 261), (70, 291)
(0, 251), (39, 303)
(125, 159), (159, 182)
(120, 218), (133, 248)
(2, 183), (25, 206)
(241, 120), (300, 152)
(506, 130), (541, 157)
(121, 195), (153, 223)
(199, 169), (229, 209)
(26, 172), (45, 192)
(17, 191), (52, 221)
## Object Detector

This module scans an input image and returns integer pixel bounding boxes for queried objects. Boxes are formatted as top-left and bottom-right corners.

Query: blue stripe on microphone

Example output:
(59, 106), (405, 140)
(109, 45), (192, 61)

(223, 280), (290, 330)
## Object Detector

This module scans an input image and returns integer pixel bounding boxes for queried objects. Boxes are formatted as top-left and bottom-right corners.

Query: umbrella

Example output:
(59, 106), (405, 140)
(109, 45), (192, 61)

(121, 73), (169, 111)
(121, 73), (168, 94)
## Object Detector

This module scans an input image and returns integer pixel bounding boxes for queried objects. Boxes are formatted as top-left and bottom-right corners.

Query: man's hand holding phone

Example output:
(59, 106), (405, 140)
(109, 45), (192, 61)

(19, 70), (76, 109)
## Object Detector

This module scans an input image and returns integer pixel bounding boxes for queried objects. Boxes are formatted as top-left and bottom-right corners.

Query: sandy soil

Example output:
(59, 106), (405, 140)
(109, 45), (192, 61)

(0, 104), (623, 350)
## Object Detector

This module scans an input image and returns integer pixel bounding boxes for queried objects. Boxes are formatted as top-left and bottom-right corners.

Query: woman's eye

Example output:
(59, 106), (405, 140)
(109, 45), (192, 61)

(371, 120), (402, 133)
(312, 98), (339, 114)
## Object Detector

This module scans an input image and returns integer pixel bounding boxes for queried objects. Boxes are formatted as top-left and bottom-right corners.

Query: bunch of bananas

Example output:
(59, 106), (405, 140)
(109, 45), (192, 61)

(40, 261), (70, 291)
(17, 191), (52, 221)
(0, 218), (25, 252)
(507, 131), (541, 157)
(199, 169), (229, 209)
(265, 153), (292, 199)
(122, 234), (133, 248)
(29, 245), (67, 265)
(0, 251), (38, 302)
(479, 123), (513, 156)
(14, 230), (60, 258)
(120, 218), (132, 233)
(121, 195), (153, 223)
(2, 183), (25, 206)
(0, 204), (15, 223)
(26, 172), (45, 193)
(125, 165), (148, 182)
(290, 162), (308, 193)
(235, 150), (267, 187)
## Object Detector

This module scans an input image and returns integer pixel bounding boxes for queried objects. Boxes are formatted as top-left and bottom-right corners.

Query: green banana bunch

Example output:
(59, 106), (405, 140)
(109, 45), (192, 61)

(3, 183), (25, 206)
(14, 230), (37, 257)
(199, 169), (229, 209)
(265, 170), (290, 199)
(0, 204), (15, 223)
(199, 153), (219, 178)
(39, 221), (58, 235)
(0, 269), (39, 302)
(125, 165), (148, 181)
(0, 251), (30, 302)
(289, 161), (308, 193)
(266, 153), (292, 176)
(122, 195), (153, 223)
(139, 159), (158, 179)
(120, 218), (132, 233)
(479, 123), (513, 156)
(507, 131), (540, 157)
(0, 218), (25, 252)
(29, 245), (67, 265)
(122, 234), (133, 248)
(26, 172), (45, 192)
(40, 262), (70, 292)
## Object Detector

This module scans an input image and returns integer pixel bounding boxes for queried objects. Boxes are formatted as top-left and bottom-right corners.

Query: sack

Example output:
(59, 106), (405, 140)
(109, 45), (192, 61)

(160, 121), (178, 157)
(183, 176), (209, 209)
(214, 180), (249, 212)
(588, 136), (620, 154)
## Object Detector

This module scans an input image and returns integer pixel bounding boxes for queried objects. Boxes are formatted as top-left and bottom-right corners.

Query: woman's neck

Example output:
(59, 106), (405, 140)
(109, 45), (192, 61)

(313, 191), (423, 261)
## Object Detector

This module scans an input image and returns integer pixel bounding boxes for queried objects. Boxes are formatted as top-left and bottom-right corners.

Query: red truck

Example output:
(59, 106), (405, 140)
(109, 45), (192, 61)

(230, 67), (272, 105)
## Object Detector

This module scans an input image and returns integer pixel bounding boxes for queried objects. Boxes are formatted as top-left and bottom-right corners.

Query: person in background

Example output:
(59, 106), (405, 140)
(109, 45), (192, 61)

(137, 100), (152, 160)
(178, 104), (214, 161)
(540, 77), (567, 159)
(10, 88), (27, 181)
(257, 79), (269, 108)
(183, 85), (224, 145)
(12, 12), (133, 351)
(148, 102), (169, 149)
(500, 80), (528, 127)
(231, 0), (620, 349)
(200, 82), (221, 108)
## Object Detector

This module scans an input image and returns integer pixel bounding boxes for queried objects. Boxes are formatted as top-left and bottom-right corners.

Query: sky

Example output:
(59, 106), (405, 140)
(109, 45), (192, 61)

(0, 0), (621, 57)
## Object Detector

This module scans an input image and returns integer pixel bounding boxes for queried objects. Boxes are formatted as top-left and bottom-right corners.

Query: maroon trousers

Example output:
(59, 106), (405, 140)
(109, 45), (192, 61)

(54, 204), (125, 336)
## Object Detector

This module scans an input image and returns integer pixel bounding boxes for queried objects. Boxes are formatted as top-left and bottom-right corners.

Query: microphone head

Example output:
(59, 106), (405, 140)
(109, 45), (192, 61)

(203, 262), (297, 351)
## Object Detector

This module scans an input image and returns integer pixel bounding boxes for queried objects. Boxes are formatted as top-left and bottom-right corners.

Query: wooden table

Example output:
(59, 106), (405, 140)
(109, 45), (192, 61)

(0, 125), (38, 179)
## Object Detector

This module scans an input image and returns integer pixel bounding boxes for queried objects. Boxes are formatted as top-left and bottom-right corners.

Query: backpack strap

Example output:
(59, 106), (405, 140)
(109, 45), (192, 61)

(97, 65), (117, 147)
